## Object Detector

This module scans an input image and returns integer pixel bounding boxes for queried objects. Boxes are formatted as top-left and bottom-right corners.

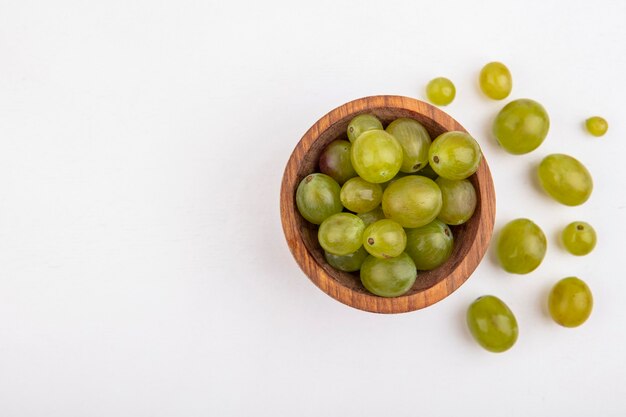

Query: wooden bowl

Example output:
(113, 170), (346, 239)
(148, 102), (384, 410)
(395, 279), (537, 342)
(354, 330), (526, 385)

(280, 95), (496, 314)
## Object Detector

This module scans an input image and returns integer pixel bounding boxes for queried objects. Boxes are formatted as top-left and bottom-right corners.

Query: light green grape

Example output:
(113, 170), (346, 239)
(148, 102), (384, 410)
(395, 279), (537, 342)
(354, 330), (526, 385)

(347, 114), (383, 143)
(325, 247), (369, 272)
(426, 77), (456, 106)
(479, 62), (512, 100)
(562, 221), (596, 256)
(360, 253), (417, 297)
(548, 277), (593, 327)
(340, 177), (382, 213)
(382, 176), (442, 228)
(538, 154), (593, 206)
(296, 173), (343, 224)
(585, 116), (608, 137)
(351, 130), (403, 183)
(362, 219), (407, 259)
(385, 118), (432, 173)
(493, 98), (550, 154)
(497, 218), (547, 274)
(405, 220), (454, 270)
(429, 131), (482, 180)
(319, 140), (358, 184)
(436, 178), (477, 225)
(318, 213), (365, 256)
(357, 206), (386, 227)
(467, 295), (518, 353)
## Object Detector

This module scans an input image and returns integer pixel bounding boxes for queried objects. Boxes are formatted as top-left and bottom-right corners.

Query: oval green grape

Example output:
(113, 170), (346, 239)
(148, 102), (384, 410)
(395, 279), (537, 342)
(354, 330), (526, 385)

(347, 114), (383, 143)
(405, 220), (454, 270)
(360, 253), (417, 297)
(351, 130), (403, 183)
(325, 247), (369, 272)
(538, 154), (593, 206)
(562, 221), (596, 256)
(436, 177), (477, 225)
(548, 277), (593, 328)
(362, 219), (407, 259)
(318, 213), (365, 256)
(426, 77), (456, 106)
(385, 118), (432, 173)
(479, 62), (512, 100)
(429, 131), (482, 180)
(340, 177), (383, 213)
(585, 116), (608, 137)
(382, 176), (442, 228)
(467, 295), (518, 353)
(296, 173), (343, 225)
(497, 218), (547, 274)
(493, 99), (549, 154)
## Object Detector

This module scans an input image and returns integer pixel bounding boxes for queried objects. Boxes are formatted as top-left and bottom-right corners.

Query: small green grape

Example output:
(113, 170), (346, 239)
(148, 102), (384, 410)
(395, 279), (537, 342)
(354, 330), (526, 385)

(493, 99), (550, 154)
(357, 206), (386, 227)
(319, 140), (358, 184)
(497, 218), (547, 274)
(325, 247), (369, 272)
(562, 221), (596, 256)
(585, 116), (608, 137)
(347, 114), (383, 143)
(318, 213), (365, 256)
(382, 176), (442, 228)
(385, 118), (432, 173)
(479, 62), (512, 100)
(362, 219), (407, 259)
(351, 130), (403, 183)
(360, 253), (417, 297)
(426, 77), (456, 106)
(548, 277), (593, 328)
(436, 177), (477, 225)
(429, 131), (482, 180)
(296, 173), (343, 224)
(340, 177), (382, 213)
(405, 220), (454, 270)
(538, 154), (593, 206)
(467, 295), (518, 353)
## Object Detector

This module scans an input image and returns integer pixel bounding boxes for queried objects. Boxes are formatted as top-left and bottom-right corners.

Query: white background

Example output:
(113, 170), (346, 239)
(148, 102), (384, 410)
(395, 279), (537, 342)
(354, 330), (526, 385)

(1, 0), (625, 415)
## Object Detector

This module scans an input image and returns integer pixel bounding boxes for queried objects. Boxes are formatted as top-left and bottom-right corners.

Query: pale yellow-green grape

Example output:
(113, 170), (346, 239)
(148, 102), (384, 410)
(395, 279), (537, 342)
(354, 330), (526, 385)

(405, 220), (454, 270)
(467, 296), (518, 353)
(426, 77), (456, 106)
(347, 114), (383, 143)
(382, 176), (442, 228)
(562, 221), (596, 256)
(537, 154), (593, 206)
(548, 277), (593, 327)
(318, 140), (358, 184)
(351, 130), (403, 183)
(339, 177), (382, 213)
(429, 131), (482, 180)
(436, 177), (477, 225)
(360, 253), (417, 297)
(318, 213), (365, 256)
(362, 219), (407, 259)
(497, 218), (547, 274)
(493, 99), (549, 154)
(585, 116), (608, 137)
(325, 247), (369, 272)
(479, 62), (512, 100)
(385, 118), (432, 173)
(296, 173), (343, 225)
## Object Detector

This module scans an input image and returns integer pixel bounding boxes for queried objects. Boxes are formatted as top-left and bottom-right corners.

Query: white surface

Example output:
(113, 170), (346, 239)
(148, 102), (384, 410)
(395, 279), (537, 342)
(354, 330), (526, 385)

(1, 0), (625, 415)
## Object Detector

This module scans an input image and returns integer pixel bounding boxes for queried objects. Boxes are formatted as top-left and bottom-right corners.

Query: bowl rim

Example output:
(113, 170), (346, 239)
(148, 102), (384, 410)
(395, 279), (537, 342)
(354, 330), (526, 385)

(280, 95), (496, 314)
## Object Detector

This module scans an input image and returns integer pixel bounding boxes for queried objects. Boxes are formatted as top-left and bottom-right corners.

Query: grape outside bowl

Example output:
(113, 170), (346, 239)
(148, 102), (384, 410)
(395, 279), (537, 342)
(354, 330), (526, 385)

(280, 96), (496, 314)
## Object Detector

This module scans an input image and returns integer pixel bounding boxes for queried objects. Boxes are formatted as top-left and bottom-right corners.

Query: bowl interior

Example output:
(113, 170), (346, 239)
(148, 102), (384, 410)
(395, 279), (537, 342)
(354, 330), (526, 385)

(292, 106), (484, 298)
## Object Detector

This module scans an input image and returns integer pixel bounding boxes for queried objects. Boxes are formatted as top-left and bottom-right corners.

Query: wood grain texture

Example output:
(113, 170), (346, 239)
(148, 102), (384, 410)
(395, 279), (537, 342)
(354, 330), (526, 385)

(280, 96), (496, 314)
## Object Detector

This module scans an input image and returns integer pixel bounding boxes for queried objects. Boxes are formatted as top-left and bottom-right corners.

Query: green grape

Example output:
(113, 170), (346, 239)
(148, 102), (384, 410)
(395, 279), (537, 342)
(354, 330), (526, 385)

(405, 220), (454, 270)
(435, 178), (477, 225)
(585, 116), (608, 137)
(360, 253), (417, 297)
(426, 77), (456, 106)
(318, 213), (365, 256)
(385, 118), (432, 173)
(340, 177), (383, 213)
(415, 163), (438, 180)
(467, 295), (518, 353)
(537, 154), (593, 206)
(497, 218), (547, 274)
(357, 206), (386, 227)
(479, 62), (512, 100)
(347, 114), (383, 143)
(493, 98), (550, 154)
(562, 221), (596, 256)
(362, 219), (407, 259)
(296, 173), (343, 224)
(318, 140), (358, 184)
(382, 176), (442, 228)
(351, 130), (403, 183)
(325, 247), (369, 272)
(548, 277), (593, 328)
(429, 131), (482, 180)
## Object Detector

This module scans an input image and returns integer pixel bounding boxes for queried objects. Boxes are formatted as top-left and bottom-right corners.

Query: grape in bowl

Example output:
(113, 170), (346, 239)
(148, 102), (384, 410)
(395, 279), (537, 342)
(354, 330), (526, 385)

(280, 96), (496, 313)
